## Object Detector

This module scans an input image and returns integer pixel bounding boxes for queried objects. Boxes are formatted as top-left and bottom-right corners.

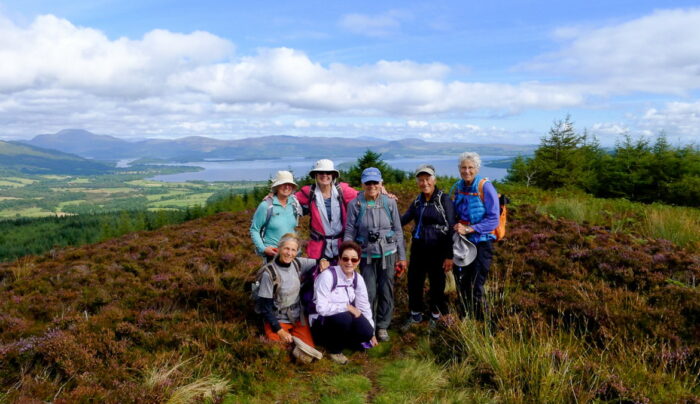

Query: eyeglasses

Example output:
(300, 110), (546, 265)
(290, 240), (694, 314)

(363, 181), (379, 186)
(340, 256), (360, 263)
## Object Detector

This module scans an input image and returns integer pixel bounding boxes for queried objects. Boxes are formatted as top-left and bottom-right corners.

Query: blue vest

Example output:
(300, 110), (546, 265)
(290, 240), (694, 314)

(453, 175), (495, 243)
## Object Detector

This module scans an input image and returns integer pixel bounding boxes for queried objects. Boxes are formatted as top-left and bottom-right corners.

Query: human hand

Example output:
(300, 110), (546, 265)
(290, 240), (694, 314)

(454, 223), (473, 235)
(276, 328), (293, 343)
(347, 304), (361, 318)
(379, 184), (398, 200)
(442, 258), (453, 273)
(394, 262), (406, 277)
(319, 258), (330, 271)
(264, 246), (279, 257)
(370, 336), (378, 346)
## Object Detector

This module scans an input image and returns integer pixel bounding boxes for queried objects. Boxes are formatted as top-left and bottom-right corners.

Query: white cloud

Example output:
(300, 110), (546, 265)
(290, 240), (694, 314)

(637, 100), (700, 141)
(525, 8), (700, 95)
(338, 10), (408, 37)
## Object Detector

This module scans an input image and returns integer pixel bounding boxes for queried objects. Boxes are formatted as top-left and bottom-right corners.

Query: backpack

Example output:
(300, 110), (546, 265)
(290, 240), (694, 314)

(353, 193), (395, 244)
(251, 258), (302, 312)
(450, 178), (508, 241)
(301, 266), (359, 317)
(259, 196), (302, 239)
(412, 189), (449, 236)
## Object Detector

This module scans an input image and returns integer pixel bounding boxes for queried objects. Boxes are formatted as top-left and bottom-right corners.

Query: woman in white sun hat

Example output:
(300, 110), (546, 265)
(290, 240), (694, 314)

(250, 171), (303, 262)
(295, 159), (359, 262)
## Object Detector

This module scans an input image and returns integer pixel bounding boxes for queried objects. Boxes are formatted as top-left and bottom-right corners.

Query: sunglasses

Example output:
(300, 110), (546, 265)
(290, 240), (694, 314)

(316, 171), (334, 176)
(363, 181), (379, 186)
(340, 256), (360, 263)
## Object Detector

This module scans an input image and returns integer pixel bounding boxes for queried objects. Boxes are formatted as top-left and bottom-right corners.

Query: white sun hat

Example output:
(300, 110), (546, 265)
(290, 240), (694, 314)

(270, 170), (298, 190)
(309, 159), (339, 177)
(453, 232), (478, 267)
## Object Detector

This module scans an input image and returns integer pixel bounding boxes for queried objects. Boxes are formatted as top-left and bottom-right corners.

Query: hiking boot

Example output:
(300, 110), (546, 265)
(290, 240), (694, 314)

(401, 313), (423, 331)
(329, 353), (348, 365)
(377, 328), (390, 342)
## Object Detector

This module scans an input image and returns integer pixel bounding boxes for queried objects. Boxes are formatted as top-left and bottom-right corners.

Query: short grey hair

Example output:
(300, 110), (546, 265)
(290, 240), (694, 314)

(458, 152), (481, 169)
(278, 233), (301, 248)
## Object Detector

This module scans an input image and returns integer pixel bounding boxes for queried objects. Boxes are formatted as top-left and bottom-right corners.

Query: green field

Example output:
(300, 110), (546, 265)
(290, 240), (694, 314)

(0, 171), (265, 218)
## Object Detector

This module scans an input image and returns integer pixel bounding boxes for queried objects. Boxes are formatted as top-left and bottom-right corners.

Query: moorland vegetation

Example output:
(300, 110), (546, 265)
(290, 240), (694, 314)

(0, 120), (698, 402)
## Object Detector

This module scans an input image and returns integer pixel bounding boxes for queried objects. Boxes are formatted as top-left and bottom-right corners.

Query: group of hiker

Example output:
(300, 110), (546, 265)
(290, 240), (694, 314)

(249, 152), (502, 364)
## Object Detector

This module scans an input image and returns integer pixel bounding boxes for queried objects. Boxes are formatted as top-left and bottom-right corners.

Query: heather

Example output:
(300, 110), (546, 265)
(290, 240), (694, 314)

(1, 185), (698, 402)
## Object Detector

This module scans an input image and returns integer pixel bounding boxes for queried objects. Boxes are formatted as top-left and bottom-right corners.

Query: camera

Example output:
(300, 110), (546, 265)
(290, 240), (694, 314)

(368, 231), (380, 243)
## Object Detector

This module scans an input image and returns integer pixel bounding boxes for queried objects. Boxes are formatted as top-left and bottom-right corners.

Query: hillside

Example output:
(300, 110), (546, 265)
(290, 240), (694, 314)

(0, 140), (112, 175)
(20, 129), (536, 161)
(0, 188), (698, 402)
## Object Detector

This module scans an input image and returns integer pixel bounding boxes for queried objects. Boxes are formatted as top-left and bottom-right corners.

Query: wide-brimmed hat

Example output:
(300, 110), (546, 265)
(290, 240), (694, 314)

(292, 336), (323, 363)
(361, 167), (382, 184)
(309, 159), (339, 177)
(270, 170), (298, 190)
(453, 232), (478, 267)
(415, 164), (436, 177)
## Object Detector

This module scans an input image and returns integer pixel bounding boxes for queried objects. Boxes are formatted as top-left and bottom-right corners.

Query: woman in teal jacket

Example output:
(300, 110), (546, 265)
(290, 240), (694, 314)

(250, 171), (302, 262)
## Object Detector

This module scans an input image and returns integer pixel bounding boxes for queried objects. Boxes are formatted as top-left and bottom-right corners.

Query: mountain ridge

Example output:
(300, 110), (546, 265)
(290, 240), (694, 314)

(19, 129), (536, 161)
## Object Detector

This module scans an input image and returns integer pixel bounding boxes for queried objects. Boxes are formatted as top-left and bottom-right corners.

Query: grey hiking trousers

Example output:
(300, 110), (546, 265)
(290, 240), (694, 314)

(360, 252), (397, 330)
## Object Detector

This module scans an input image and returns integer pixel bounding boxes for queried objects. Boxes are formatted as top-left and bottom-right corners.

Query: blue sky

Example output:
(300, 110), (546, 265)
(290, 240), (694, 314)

(1, 1), (699, 145)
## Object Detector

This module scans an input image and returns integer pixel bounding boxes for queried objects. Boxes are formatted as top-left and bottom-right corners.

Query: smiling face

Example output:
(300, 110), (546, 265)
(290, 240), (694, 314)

(339, 248), (360, 275)
(315, 171), (334, 186)
(278, 239), (299, 264)
(275, 183), (295, 198)
(363, 181), (380, 200)
(459, 159), (479, 185)
(416, 173), (436, 197)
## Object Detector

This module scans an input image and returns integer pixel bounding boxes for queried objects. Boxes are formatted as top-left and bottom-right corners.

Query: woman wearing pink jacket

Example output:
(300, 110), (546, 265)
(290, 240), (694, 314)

(296, 159), (358, 262)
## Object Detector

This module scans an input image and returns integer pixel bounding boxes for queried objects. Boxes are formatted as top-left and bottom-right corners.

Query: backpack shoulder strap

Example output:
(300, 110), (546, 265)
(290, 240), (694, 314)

(478, 178), (488, 203)
(448, 180), (461, 200)
(354, 192), (367, 228)
(434, 190), (448, 225)
(330, 266), (339, 292)
(258, 263), (279, 297)
(260, 198), (274, 238)
(380, 194), (394, 227)
(292, 258), (302, 277)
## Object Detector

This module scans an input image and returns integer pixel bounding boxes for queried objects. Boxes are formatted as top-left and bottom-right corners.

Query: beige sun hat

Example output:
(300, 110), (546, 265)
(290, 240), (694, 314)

(270, 171), (298, 190)
(309, 159), (339, 177)
(292, 336), (323, 363)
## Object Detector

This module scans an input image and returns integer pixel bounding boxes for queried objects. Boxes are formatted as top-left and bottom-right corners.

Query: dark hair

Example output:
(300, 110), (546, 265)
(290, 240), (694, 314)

(339, 240), (361, 258)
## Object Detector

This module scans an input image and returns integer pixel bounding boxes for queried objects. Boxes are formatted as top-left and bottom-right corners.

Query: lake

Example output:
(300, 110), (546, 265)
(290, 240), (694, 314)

(147, 155), (509, 183)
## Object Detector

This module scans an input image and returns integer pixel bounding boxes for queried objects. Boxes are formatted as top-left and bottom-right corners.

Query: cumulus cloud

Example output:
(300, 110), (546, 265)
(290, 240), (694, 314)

(637, 100), (700, 141)
(524, 8), (700, 95)
(0, 14), (233, 96)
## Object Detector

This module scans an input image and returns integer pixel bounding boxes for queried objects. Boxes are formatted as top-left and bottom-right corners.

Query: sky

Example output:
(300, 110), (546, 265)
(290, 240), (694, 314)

(1, 1), (700, 146)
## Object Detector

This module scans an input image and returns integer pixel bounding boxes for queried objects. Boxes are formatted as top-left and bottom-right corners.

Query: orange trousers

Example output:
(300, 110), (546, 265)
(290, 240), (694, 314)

(264, 321), (315, 347)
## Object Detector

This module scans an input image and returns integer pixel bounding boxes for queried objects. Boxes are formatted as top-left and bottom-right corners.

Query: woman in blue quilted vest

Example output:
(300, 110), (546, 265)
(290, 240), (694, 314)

(452, 152), (500, 320)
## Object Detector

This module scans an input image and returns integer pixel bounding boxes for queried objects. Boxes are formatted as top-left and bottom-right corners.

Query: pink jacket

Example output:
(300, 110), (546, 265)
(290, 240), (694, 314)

(296, 182), (358, 259)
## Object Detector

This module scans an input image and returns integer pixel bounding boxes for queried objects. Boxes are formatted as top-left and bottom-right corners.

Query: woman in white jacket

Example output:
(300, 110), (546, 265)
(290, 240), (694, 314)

(311, 241), (378, 364)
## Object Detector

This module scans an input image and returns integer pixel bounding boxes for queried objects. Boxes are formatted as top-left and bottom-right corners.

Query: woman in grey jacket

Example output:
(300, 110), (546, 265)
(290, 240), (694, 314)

(344, 167), (407, 342)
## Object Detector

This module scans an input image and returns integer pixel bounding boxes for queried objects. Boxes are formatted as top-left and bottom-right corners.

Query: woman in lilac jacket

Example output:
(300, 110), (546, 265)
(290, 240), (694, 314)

(311, 241), (377, 365)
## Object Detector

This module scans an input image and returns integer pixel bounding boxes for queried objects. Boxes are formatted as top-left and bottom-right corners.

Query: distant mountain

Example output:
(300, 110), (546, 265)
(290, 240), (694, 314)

(20, 129), (536, 162)
(0, 140), (112, 174)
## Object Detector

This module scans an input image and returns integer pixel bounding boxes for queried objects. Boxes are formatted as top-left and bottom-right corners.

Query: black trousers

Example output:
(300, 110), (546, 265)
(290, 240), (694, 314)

(408, 242), (448, 315)
(453, 240), (493, 320)
(311, 312), (374, 354)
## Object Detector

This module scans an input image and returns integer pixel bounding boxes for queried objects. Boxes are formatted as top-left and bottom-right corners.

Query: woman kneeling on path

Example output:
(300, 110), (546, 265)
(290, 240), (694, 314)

(312, 241), (377, 365)
(254, 233), (329, 362)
